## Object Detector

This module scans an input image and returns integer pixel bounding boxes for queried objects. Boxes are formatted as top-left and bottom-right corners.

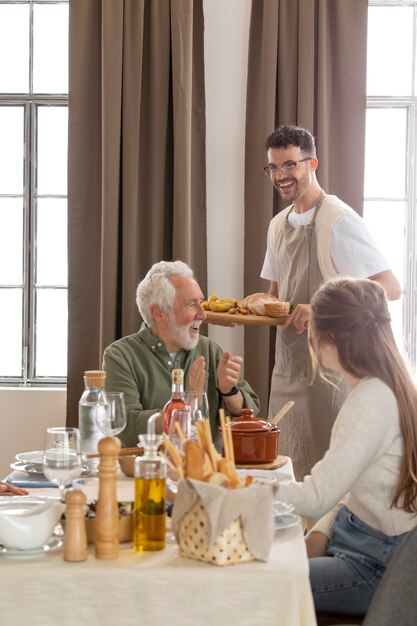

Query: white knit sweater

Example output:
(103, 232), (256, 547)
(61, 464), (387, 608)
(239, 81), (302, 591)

(278, 377), (417, 537)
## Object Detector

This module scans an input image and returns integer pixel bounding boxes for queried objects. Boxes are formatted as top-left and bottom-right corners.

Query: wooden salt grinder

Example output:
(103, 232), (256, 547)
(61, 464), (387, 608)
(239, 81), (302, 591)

(95, 436), (121, 560)
(64, 489), (88, 562)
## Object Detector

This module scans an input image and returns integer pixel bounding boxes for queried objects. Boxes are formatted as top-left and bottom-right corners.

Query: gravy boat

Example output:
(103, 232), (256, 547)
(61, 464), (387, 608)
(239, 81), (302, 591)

(0, 497), (65, 550)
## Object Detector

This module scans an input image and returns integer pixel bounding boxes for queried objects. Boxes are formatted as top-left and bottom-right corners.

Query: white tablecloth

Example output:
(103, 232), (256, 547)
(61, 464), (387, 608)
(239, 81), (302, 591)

(0, 460), (317, 626)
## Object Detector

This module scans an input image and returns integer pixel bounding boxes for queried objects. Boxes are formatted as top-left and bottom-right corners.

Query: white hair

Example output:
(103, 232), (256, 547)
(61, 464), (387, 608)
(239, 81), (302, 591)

(136, 260), (194, 327)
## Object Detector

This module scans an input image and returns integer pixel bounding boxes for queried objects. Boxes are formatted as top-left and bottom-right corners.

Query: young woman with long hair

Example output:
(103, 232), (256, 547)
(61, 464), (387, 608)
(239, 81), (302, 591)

(276, 277), (417, 616)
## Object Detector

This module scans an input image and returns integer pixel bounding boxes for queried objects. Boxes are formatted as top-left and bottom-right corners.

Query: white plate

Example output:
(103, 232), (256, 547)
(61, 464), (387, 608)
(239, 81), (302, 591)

(273, 500), (294, 516)
(236, 469), (292, 485)
(10, 460), (96, 477)
(10, 462), (44, 475)
(0, 536), (62, 559)
(15, 451), (43, 468)
(274, 513), (301, 530)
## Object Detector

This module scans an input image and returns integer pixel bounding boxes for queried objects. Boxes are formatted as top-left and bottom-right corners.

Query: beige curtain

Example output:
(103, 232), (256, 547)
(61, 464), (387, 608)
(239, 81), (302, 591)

(244, 0), (368, 413)
(67, 0), (206, 425)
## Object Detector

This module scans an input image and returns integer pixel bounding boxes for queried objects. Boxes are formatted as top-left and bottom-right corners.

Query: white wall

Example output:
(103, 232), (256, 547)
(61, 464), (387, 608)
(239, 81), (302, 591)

(0, 388), (66, 479)
(0, 1), (251, 478)
(204, 0), (251, 361)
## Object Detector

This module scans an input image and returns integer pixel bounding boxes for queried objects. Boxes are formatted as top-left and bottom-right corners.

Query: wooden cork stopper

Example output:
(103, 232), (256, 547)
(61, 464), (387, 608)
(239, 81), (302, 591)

(84, 370), (106, 387)
(64, 490), (88, 562)
(95, 436), (121, 560)
(172, 369), (184, 385)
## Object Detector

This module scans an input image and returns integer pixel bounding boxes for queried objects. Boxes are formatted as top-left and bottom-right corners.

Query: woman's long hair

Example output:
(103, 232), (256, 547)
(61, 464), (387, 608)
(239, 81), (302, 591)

(310, 277), (417, 513)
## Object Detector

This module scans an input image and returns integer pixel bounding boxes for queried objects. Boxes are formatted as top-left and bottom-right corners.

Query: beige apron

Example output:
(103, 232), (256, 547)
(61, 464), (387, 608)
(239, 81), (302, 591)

(269, 192), (348, 480)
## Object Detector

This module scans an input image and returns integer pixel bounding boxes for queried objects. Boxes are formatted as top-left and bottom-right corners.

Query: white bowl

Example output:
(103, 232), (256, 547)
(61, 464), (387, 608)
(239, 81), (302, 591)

(0, 497), (65, 550)
(15, 451), (44, 471)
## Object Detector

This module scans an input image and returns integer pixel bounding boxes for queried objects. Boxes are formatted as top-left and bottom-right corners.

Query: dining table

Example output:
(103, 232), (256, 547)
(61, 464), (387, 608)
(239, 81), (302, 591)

(0, 457), (317, 626)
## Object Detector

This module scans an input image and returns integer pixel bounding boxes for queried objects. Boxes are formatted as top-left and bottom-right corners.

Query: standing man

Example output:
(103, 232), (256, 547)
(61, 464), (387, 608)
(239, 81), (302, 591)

(261, 125), (401, 480)
(103, 260), (259, 450)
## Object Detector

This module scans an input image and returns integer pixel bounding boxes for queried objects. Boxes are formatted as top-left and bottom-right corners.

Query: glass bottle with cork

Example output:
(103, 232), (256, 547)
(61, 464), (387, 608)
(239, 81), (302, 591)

(133, 422), (167, 552)
(163, 368), (190, 433)
(78, 370), (107, 459)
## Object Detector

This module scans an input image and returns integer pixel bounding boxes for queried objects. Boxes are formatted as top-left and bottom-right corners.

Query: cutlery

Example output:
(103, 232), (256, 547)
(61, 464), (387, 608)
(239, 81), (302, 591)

(270, 401), (294, 426)
(86, 446), (144, 459)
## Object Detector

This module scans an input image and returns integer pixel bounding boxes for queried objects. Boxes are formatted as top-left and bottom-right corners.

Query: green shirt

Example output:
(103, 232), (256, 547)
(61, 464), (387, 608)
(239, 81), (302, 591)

(102, 324), (260, 449)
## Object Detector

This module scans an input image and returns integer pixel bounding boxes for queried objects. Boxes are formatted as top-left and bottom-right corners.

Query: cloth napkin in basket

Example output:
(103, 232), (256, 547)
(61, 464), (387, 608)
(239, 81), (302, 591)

(172, 478), (277, 562)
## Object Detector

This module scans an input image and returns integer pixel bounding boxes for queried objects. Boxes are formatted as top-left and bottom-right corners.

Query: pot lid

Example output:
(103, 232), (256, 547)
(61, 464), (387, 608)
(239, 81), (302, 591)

(230, 409), (277, 433)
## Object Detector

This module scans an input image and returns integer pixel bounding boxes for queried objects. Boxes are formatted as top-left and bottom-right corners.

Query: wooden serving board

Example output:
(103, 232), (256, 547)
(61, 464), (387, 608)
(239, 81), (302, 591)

(205, 310), (289, 327)
(236, 455), (288, 470)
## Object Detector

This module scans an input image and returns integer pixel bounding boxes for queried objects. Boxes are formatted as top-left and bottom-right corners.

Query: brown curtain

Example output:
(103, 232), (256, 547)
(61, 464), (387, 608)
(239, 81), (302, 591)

(67, 0), (206, 426)
(244, 0), (368, 413)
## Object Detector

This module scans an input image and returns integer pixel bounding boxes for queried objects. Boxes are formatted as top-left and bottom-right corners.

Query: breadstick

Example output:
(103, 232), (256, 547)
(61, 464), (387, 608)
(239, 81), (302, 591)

(219, 409), (231, 461)
(175, 420), (187, 445)
(159, 451), (180, 475)
(162, 433), (184, 478)
(202, 419), (218, 471)
(225, 416), (235, 464)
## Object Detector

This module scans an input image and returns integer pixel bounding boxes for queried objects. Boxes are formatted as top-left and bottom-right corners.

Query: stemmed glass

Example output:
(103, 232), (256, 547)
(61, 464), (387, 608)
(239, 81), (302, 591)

(166, 408), (191, 494)
(42, 427), (83, 501)
(165, 408), (191, 543)
(183, 392), (209, 438)
(95, 391), (127, 438)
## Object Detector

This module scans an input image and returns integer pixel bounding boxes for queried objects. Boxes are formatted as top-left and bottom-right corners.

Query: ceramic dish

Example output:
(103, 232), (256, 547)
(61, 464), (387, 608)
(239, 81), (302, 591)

(15, 450), (43, 466)
(0, 536), (62, 559)
(273, 500), (294, 516)
(10, 462), (44, 475)
(274, 513), (301, 531)
(10, 459), (96, 477)
(236, 469), (292, 485)
(224, 409), (280, 464)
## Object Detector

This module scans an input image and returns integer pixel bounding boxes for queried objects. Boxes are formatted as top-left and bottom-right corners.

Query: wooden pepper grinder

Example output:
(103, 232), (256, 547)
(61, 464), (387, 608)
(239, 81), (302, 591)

(95, 436), (121, 559)
(64, 489), (88, 562)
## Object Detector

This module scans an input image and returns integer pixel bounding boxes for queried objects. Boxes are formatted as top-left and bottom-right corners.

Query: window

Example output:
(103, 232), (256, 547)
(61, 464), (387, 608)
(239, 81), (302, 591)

(364, 0), (417, 367)
(0, 0), (68, 385)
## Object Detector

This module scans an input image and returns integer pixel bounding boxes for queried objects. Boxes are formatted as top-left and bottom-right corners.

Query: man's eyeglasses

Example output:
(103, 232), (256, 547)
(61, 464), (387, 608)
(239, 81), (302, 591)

(262, 157), (312, 178)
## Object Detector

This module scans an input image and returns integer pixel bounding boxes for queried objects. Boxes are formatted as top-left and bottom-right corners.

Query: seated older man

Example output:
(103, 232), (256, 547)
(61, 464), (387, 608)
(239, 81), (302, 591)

(103, 260), (260, 449)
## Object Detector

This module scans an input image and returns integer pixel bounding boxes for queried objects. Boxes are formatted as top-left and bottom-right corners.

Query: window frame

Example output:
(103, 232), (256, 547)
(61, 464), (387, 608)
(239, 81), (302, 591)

(366, 0), (417, 368)
(0, 0), (68, 387)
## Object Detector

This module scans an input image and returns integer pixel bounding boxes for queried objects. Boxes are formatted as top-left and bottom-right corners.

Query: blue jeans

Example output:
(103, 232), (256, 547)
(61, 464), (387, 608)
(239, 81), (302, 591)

(310, 505), (408, 616)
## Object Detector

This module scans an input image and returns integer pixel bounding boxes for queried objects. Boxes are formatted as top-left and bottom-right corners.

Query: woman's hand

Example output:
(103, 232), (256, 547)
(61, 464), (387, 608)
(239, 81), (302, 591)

(306, 531), (328, 558)
(0, 482), (28, 496)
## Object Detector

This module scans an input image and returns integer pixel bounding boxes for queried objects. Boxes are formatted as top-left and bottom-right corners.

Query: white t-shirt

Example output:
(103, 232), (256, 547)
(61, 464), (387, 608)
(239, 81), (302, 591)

(261, 209), (389, 281)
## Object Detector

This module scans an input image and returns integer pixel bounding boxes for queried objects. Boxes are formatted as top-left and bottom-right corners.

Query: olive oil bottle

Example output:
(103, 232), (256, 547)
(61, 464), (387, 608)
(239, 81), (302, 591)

(134, 434), (166, 552)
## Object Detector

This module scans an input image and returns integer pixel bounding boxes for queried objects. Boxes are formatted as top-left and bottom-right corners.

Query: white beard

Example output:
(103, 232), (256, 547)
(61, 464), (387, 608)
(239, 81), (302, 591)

(167, 317), (200, 351)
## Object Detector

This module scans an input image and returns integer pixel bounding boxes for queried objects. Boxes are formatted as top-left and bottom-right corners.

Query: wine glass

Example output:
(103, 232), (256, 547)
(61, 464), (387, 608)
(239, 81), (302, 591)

(42, 427), (83, 501)
(95, 391), (127, 438)
(165, 408), (191, 544)
(183, 392), (209, 438)
(167, 408), (191, 493)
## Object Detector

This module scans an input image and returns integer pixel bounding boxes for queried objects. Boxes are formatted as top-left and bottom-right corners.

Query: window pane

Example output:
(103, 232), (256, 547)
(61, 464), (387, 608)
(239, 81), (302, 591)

(0, 198), (23, 284)
(33, 3), (69, 94)
(363, 199), (405, 352)
(0, 289), (23, 377)
(363, 200), (406, 285)
(364, 108), (406, 198)
(367, 6), (414, 96)
(0, 106), (24, 194)
(0, 4), (29, 94)
(37, 106), (68, 195)
(35, 289), (67, 377)
(37, 198), (68, 285)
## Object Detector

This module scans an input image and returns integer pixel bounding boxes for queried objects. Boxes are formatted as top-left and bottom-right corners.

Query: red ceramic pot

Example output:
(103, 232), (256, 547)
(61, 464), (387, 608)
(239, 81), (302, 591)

(222, 409), (280, 464)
